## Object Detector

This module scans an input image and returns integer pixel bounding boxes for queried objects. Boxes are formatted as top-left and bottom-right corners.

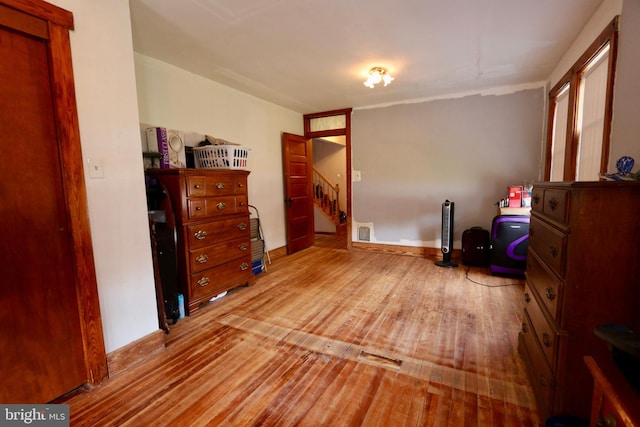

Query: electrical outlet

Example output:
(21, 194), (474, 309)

(353, 170), (361, 182)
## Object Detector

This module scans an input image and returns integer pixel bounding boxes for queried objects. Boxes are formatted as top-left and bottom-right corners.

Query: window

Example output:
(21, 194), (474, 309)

(546, 17), (619, 181)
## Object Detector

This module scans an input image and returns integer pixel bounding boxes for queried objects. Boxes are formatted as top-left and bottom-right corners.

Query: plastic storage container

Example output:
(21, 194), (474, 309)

(193, 145), (249, 169)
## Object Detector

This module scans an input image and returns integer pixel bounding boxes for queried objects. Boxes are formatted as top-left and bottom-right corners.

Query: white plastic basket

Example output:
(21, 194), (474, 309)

(193, 145), (249, 169)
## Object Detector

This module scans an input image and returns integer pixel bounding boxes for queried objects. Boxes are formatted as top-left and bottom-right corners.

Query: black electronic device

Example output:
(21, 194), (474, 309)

(436, 200), (458, 268)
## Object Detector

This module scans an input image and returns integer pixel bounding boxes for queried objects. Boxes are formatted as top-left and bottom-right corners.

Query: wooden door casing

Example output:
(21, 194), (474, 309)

(282, 132), (314, 254)
(0, 0), (107, 402)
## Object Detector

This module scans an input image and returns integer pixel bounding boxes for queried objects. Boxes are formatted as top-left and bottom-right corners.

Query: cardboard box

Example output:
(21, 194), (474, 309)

(499, 207), (531, 216)
(508, 185), (523, 208)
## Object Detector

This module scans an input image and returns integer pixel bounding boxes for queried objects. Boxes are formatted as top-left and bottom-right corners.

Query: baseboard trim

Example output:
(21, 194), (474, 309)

(351, 241), (461, 261)
(106, 329), (165, 378)
(271, 242), (460, 261)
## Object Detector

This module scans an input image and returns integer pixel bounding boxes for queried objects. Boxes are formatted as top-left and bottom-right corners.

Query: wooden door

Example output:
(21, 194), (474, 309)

(282, 133), (314, 254)
(0, 1), (106, 402)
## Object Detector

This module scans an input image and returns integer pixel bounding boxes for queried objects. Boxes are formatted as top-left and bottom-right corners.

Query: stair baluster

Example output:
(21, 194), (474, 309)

(312, 168), (341, 225)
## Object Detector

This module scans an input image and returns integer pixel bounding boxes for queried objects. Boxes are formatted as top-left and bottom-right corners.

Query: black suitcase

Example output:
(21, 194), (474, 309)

(461, 227), (490, 267)
(489, 215), (530, 275)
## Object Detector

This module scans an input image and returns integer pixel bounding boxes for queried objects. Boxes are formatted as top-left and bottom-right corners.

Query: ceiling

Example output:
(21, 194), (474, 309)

(129, 0), (603, 114)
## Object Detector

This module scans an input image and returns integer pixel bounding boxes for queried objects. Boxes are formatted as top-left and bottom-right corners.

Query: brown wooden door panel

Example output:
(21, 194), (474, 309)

(0, 7), (88, 402)
(282, 133), (314, 254)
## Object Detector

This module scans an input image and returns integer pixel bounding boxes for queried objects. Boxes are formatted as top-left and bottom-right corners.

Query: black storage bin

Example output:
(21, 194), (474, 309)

(461, 227), (490, 267)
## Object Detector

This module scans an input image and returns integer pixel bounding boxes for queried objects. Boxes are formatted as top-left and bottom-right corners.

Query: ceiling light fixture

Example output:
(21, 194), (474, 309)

(364, 67), (394, 88)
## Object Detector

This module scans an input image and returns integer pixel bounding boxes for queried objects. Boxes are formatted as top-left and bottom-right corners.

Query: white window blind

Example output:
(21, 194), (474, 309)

(550, 87), (569, 181)
(576, 46), (610, 181)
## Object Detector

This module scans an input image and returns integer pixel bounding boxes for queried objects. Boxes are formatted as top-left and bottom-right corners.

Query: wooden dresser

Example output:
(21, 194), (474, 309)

(147, 169), (255, 315)
(519, 181), (640, 420)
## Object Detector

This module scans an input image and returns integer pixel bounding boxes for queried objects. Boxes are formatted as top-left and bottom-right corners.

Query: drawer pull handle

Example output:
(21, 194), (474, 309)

(197, 277), (210, 287)
(237, 223), (248, 231)
(549, 245), (558, 258)
(196, 254), (209, 264)
(239, 201), (246, 206)
(238, 183), (244, 188)
(194, 184), (201, 189)
(538, 372), (548, 388)
(240, 262), (249, 271)
(596, 414), (617, 427)
(532, 194), (540, 206)
(548, 197), (558, 211)
(216, 182), (225, 189)
(522, 322), (528, 333)
(543, 332), (551, 347)
(524, 292), (530, 303)
(239, 243), (248, 251)
(545, 288), (556, 301)
(194, 230), (207, 240)
(217, 202), (226, 210)
(195, 206), (202, 211)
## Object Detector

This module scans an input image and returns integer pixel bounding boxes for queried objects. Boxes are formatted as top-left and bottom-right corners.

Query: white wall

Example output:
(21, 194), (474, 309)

(48, 0), (158, 353)
(134, 55), (303, 251)
(609, 0), (640, 167)
(351, 88), (544, 249)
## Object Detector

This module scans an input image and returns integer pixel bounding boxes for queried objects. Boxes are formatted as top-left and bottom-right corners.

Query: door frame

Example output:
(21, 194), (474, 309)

(3, 0), (108, 385)
(303, 108), (353, 248)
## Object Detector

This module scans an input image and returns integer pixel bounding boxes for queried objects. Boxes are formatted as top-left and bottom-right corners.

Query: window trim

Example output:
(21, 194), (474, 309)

(545, 16), (619, 181)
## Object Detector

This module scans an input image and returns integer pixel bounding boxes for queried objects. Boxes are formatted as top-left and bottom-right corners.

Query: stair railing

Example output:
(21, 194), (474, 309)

(312, 168), (340, 223)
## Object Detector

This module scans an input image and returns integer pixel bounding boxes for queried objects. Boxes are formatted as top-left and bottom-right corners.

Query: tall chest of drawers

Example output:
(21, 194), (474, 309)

(147, 169), (255, 315)
(519, 181), (640, 420)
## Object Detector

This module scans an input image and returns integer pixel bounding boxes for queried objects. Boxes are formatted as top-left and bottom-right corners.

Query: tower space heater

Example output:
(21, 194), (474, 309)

(436, 200), (458, 268)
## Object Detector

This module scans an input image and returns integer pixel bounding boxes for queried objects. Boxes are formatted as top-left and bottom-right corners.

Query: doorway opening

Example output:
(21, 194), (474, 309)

(303, 109), (352, 250)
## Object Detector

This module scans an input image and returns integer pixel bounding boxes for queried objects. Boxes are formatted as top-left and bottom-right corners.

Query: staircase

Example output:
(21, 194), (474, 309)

(312, 168), (343, 227)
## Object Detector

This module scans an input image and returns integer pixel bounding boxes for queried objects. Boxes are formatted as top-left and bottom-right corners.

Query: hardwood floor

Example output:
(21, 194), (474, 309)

(314, 232), (347, 249)
(62, 247), (541, 426)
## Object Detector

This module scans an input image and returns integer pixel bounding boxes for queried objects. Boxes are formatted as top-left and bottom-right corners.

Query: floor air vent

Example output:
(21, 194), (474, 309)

(358, 226), (371, 241)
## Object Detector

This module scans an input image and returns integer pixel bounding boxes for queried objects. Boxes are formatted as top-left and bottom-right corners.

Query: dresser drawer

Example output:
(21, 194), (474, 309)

(187, 196), (248, 219)
(531, 187), (569, 222)
(529, 217), (567, 278)
(187, 216), (250, 249)
(186, 175), (246, 197)
(521, 310), (554, 413)
(189, 237), (251, 273)
(525, 282), (560, 369)
(190, 256), (252, 300)
(525, 251), (563, 322)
